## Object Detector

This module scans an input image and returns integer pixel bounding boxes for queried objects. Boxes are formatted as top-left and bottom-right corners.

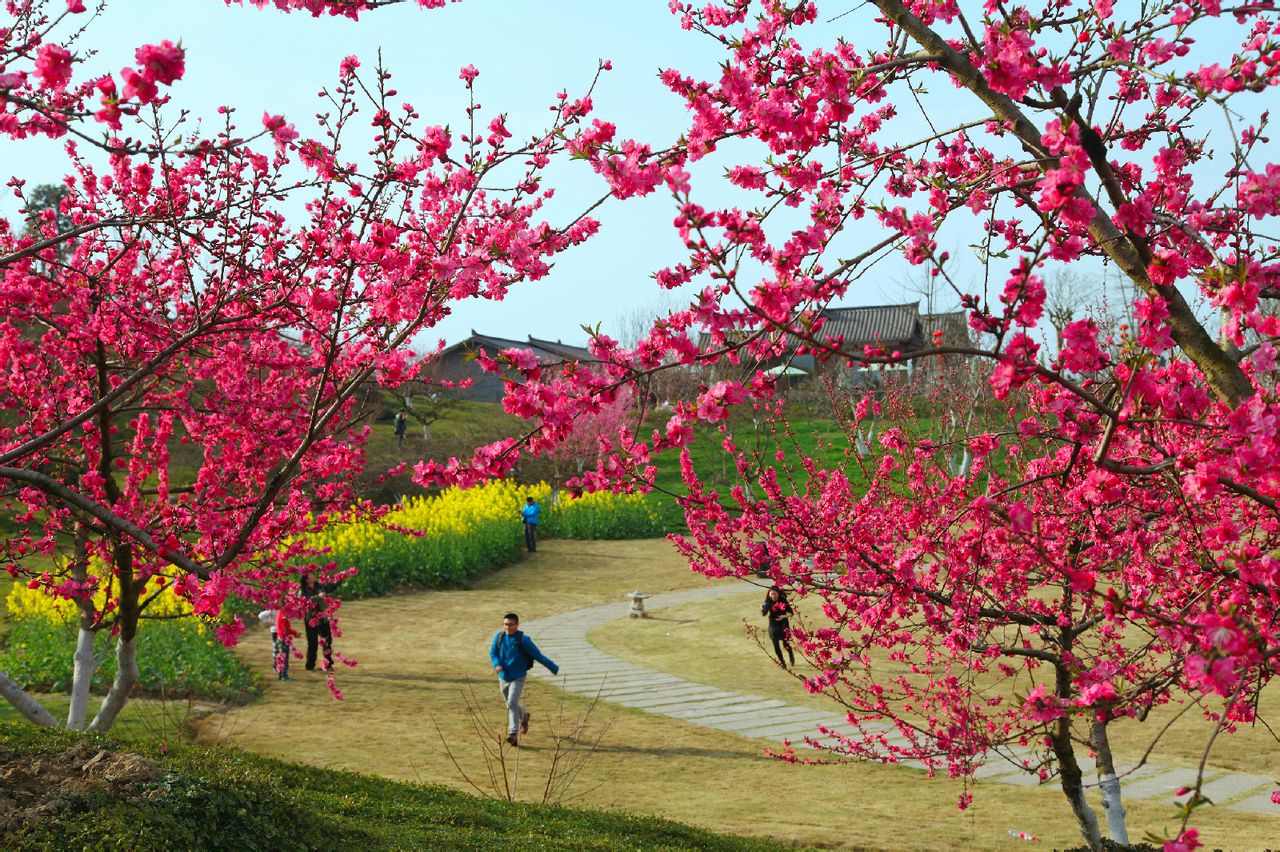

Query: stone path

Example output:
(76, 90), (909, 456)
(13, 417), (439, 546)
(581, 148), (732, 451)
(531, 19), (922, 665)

(524, 583), (1280, 817)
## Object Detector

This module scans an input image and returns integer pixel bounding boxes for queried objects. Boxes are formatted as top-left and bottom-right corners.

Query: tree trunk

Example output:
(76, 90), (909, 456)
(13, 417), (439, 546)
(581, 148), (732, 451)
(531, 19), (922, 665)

(0, 670), (59, 727)
(1049, 627), (1103, 851)
(88, 537), (139, 733)
(87, 636), (138, 732)
(1092, 717), (1130, 846)
(1053, 725), (1104, 851)
(66, 626), (99, 730)
(67, 529), (98, 731)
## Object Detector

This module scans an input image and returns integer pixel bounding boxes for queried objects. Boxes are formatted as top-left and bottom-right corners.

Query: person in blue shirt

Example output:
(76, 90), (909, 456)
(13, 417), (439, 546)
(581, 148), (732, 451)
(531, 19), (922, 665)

(489, 612), (559, 746)
(520, 495), (541, 552)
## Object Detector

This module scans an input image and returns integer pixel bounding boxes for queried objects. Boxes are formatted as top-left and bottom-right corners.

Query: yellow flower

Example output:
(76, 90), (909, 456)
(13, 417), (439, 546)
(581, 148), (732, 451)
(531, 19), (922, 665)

(6, 557), (194, 625)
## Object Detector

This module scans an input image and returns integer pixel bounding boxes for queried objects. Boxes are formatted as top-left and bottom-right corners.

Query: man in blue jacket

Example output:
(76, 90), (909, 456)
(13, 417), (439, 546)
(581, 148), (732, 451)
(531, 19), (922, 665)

(490, 612), (560, 746)
(520, 496), (540, 552)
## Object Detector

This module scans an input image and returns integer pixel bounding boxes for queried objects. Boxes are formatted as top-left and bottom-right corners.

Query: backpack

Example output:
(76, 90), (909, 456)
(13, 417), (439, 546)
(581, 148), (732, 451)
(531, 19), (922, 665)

(499, 630), (535, 668)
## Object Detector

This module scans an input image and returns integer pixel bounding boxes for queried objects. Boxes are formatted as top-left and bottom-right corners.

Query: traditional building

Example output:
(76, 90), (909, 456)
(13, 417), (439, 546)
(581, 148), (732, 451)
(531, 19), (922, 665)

(424, 331), (593, 402)
(702, 302), (928, 389)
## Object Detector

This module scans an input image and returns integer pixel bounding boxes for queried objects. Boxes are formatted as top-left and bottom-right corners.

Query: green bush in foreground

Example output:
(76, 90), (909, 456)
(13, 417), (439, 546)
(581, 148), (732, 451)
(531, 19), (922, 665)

(0, 617), (256, 703)
(0, 721), (778, 851)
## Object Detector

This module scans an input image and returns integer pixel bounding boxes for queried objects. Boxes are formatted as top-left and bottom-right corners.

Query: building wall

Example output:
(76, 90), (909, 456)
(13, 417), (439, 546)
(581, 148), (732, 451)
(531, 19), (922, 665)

(424, 351), (508, 403)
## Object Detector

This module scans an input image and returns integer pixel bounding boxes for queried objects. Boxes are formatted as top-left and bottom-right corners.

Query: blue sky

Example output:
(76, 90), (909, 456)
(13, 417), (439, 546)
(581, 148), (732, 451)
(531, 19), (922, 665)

(4, 2), (1248, 353)
(7, 0), (737, 352)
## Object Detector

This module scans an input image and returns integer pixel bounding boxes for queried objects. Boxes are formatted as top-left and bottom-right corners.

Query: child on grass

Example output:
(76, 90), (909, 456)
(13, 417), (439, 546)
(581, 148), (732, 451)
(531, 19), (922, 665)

(258, 607), (296, 681)
(274, 608), (295, 681)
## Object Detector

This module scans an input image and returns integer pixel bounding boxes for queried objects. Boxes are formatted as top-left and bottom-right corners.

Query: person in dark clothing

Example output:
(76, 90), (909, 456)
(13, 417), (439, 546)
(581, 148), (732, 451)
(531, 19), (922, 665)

(393, 410), (408, 449)
(752, 543), (776, 579)
(762, 586), (796, 669)
(300, 572), (338, 671)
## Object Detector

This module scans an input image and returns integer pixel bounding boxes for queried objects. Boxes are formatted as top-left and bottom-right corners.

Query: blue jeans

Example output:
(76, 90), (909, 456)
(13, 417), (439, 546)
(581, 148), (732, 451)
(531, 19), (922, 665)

(523, 522), (537, 552)
(499, 676), (526, 735)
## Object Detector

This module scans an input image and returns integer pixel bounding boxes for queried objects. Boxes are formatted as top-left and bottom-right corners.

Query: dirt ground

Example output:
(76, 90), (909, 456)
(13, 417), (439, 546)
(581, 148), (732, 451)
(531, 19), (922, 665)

(194, 539), (1280, 850)
(0, 739), (161, 836)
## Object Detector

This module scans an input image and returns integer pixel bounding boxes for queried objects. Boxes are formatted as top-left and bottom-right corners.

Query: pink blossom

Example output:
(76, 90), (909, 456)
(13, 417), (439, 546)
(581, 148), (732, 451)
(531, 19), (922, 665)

(1023, 684), (1064, 721)
(262, 112), (299, 148)
(1184, 656), (1239, 697)
(1006, 501), (1033, 534)
(1076, 681), (1118, 706)
(215, 617), (246, 647)
(120, 67), (158, 103)
(1196, 614), (1250, 656)
(134, 41), (185, 86)
(695, 380), (747, 422)
(34, 44), (74, 91)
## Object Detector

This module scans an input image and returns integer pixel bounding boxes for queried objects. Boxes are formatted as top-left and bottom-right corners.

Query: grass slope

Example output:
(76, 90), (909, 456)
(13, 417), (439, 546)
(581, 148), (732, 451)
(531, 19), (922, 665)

(0, 720), (775, 851)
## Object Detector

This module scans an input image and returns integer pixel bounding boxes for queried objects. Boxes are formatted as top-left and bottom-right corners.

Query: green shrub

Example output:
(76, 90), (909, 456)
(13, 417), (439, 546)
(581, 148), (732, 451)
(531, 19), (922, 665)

(305, 482), (671, 599)
(304, 479), (531, 598)
(0, 617), (256, 703)
(543, 490), (665, 540)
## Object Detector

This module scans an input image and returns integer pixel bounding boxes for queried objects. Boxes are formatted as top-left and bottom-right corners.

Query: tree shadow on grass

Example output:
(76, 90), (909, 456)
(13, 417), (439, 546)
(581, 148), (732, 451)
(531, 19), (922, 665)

(578, 742), (761, 761)
(357, 672), (475, 686)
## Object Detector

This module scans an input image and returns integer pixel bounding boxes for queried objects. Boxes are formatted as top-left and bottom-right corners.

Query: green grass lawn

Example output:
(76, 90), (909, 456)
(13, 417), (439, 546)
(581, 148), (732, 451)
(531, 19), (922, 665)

(192, 539), (1280, 851)
(0, 694), (212, 744)
(6, 536), (1278, 849)
(359, 401), (872, 533)
(589, 582), (1280, 849)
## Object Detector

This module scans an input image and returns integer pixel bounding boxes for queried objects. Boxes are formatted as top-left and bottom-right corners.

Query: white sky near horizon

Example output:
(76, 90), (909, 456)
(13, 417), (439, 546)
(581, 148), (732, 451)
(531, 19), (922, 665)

(1, 1), (1251, 355)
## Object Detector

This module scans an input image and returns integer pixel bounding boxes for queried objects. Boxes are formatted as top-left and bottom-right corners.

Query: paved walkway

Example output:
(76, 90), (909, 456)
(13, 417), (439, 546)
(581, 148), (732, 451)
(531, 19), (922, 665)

(524, 583), (1280, 817)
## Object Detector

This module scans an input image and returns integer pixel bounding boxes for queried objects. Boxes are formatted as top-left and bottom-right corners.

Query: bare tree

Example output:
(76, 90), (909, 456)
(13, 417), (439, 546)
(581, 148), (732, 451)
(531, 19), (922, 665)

(431, 679), (616, 805)
(1044, 269), (1100, 355)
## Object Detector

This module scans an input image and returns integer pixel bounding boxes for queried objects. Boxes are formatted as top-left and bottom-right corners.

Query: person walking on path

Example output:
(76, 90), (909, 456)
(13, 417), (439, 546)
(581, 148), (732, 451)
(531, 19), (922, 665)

(520, 495), (541, 553)
(300, 572), (339, 672)
(490, 612), (559, 746)
(393, 410), (408, 449)
(762, 586), (796, 669)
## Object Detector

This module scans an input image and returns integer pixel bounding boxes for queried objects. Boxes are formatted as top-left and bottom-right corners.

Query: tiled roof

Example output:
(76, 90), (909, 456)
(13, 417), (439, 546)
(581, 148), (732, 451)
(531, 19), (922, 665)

(817, 303), (923, 347)
(921, 311), (969, 345)
(440, 331), (590, 364)
(696, 302), (926, 354)
(527, 336), (593, 361)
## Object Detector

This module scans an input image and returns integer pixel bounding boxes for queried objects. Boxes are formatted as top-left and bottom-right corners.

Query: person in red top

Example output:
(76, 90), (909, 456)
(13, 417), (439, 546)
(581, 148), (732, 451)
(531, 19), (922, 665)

(274, 609), (296, 681)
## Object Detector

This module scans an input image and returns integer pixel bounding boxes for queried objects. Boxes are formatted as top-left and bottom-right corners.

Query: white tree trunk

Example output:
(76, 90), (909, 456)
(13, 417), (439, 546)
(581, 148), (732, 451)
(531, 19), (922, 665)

(1097, 772), (1129, 845)
(1063, 780), (1103, 851)
(1092, 718), (1130, 845)
(66, 626), (99, 730)
(1053, 717), (1103, 851)
(0, 669), (59, 727)
(87, 636), (138, 732)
